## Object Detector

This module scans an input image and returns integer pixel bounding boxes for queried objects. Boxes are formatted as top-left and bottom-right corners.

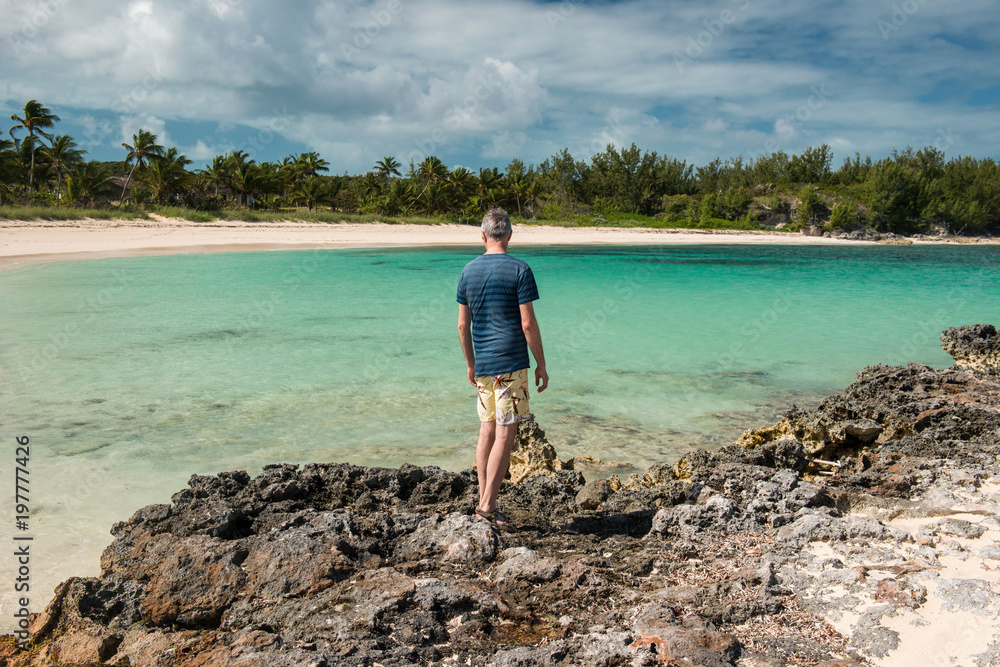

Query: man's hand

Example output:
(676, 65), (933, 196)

(467, 366), (477, 386)
(535, 364), (548, 393)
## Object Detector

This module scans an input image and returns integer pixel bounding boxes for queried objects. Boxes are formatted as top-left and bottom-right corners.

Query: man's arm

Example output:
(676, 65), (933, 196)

(458, 304), (476, 386)
(519, 301), (548, 392)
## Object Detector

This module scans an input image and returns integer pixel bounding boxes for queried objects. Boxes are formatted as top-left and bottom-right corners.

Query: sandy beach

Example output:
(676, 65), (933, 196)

(0, 217), (884, 268)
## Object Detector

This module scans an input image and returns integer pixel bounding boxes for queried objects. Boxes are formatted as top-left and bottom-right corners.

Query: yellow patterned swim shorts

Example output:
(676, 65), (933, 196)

(476, 369), (530, 425)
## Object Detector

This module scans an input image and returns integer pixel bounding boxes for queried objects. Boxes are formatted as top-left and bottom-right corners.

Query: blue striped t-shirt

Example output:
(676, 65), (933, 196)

(457, 253), (539, 376)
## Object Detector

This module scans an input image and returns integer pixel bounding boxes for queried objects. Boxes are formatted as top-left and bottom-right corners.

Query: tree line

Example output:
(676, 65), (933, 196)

(4, 100), (999, 234)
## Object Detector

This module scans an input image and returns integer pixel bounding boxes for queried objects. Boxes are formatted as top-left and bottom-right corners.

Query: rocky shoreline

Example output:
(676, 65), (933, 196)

(4, 326), (1000, 666)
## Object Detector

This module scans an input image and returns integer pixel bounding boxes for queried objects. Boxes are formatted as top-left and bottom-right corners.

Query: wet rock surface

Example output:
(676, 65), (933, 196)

(6, 326), (1000, 666)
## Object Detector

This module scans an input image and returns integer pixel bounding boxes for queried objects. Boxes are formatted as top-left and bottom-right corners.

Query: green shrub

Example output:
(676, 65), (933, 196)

(722, 186), (751, 219)
(827, 201), (858, 231)
(699, 192), (721, 226)
(796, 186), (820, 226)
(591, 197), (620, 217)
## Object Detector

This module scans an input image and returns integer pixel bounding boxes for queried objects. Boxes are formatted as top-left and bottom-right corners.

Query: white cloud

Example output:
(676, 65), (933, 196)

(703, 119), (728, 133)
(182, 140), (221, 161)
(482, 131), (529, 160)
(120, 113), (168, 147)
(0, 0), (995, 172)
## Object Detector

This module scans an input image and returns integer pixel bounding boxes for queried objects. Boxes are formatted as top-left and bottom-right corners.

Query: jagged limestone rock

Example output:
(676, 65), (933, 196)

(506, 414), (573, 484)
(941, 324), (1000, 377)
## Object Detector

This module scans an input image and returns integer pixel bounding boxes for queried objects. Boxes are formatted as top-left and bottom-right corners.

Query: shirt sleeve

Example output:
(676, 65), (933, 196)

(517, 264), (539, 304)
(456, 270), (468, 305)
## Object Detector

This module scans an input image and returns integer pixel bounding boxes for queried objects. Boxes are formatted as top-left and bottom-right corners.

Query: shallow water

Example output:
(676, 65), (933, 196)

(1, 242), (998, 627)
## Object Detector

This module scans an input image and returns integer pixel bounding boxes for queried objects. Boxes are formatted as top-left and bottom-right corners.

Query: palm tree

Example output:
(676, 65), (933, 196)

(378, 179), (410, 215)
(198, 155), (229, 197)
(296, 151), (329, 179)
(277, 156), (302, 196)
(477, 167), (505, 210)
(292, 177), (332, 211)
(507, 172), (528, 217)
(228, 162), (275, 208)
(421, 181), (450, 215)
(446, 166), (476, 214)
(120, 129), (164, 203)
(374, 155), (401, 182)
(40, 134), (86, 198)
(226, 150), (251, 168)
(407, 156), (449, 213)
(359, 172), (382, 203)
(523, 180), (544, 219)
(0, 137), (17, 189)
(66, 162), (114, 204)
(0, 138), (15, 204)
(9, 100), (60, 190)
(143, 148), (192, 204)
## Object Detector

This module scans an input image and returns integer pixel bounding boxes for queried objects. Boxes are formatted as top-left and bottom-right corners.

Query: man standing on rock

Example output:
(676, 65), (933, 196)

(457, 207), (548, 527)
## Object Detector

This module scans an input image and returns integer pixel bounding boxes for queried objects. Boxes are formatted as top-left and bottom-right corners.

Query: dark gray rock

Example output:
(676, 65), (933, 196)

(649, 495), (738, 540)
(849, 607), (900, 658)
(399, 512), (500, 564)
(575, 478), (615, 510)
(941, 324), (1000, 377)
(496, 547), (562, 582)
(937, 579), (998, 615)
(931, 518), (988, 539)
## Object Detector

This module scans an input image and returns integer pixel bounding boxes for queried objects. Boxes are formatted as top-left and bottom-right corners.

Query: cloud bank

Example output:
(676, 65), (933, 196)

(1, 0), (997, 172)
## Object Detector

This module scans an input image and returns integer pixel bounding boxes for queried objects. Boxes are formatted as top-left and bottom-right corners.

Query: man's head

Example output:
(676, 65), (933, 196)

(481, 208), (512, 242)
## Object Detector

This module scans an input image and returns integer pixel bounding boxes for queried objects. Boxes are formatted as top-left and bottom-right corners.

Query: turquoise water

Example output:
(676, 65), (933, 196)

(1, 243), (999, 623)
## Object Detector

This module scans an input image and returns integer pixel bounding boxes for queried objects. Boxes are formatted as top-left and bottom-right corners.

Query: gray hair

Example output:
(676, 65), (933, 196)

(481, 208), (512, 241)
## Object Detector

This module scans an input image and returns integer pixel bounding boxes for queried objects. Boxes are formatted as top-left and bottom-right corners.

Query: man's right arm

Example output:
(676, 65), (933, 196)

(519, 301), (548, 393)
(458, 304), (476, 386)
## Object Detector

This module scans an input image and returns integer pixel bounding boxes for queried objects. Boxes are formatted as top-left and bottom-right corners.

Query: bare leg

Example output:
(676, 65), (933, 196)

(475, 420), (496, 510)
(478, 421), (518, 514)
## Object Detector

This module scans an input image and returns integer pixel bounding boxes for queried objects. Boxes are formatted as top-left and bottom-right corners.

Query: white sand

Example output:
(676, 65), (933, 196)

(0, 216), (876, 268)
(803, 478), (1000, 666)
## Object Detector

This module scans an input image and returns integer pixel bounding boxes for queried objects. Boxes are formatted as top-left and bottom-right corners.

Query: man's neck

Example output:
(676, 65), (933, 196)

(482, 231), (511, 254)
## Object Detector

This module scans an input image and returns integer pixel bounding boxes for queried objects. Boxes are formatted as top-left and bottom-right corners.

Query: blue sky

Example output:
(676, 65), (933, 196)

(2, 0), (997, 173)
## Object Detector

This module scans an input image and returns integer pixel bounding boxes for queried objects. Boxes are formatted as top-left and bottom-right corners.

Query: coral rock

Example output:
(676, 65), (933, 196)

(506, 414), (572, 484)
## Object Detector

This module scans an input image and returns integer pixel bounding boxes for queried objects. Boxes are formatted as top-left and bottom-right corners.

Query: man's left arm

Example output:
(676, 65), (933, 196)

(458, 304), (476, 386)
(520, 301), (548, 392)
